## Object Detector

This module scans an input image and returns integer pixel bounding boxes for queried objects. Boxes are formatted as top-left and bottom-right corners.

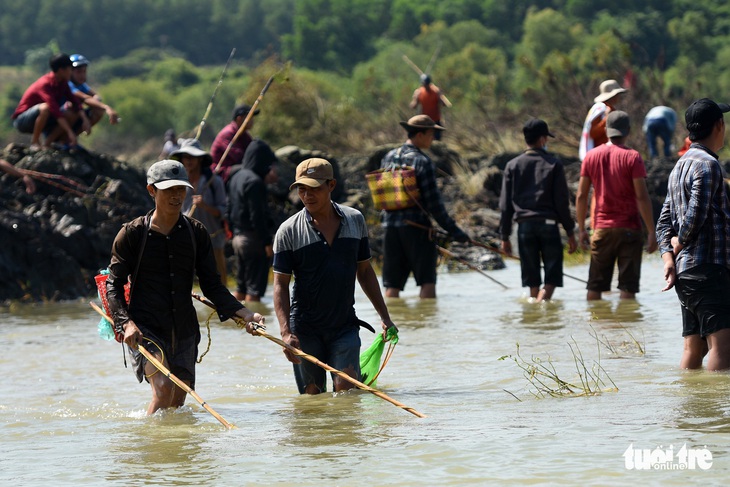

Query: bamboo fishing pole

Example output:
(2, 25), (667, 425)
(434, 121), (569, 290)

(191, 293), (427, 419)
(188, 71), (278, 219)
(467, 237), (588, 284)
(214, 74), (275, 175)
(436, 244), (508, 289)
(89, 302), (236, 429)
(194, 48), (236, 140)
(404, 219), (587, 284)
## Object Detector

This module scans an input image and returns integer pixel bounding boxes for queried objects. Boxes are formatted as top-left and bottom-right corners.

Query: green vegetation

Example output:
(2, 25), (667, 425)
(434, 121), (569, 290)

(2, 1), (730, 161)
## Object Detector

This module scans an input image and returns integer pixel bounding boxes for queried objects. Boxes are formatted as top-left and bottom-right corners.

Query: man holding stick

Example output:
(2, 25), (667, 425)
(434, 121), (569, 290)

(272, 158), (397, 394)
(106, 159), (264, 415)
(211, 104), (260, 183)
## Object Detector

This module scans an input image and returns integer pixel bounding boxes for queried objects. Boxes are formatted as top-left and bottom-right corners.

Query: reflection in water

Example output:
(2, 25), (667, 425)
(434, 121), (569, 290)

(105, 409), (220, 486)
(517, 298), (566, 329)
(383, 297), (439, 329)
(673, 373), (730, 434)
(587, 298), (644, 324)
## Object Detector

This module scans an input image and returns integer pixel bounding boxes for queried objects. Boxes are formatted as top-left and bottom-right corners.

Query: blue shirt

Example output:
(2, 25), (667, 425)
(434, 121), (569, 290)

(656, 143), (730, 274)
(273, 202), (371, 335)
(643, 106), (677, 133)
(69, 80), (93, 96)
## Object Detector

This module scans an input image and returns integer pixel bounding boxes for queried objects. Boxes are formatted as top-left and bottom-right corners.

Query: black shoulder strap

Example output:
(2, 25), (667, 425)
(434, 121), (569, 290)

(127, 213), (151, 305)
(182, 215), (197, 279)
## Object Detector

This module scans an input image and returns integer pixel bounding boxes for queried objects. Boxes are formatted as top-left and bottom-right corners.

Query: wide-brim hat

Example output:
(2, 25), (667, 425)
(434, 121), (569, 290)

(399, 114), (445, 131)
(594, 79), (627, 103)
(147, 160), (194, 190)
(169, 138), (213, 166)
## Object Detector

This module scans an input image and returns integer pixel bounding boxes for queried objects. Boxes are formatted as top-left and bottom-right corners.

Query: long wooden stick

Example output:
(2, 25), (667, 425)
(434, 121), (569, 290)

(214, 75), (275, 175)
(467, 238), (588, 284)
(436, 245), (508, 289)
(89, 302), (236, 429)
(194, 48), (236, 140)
(188, 73), (277, 218)
(191, 293), (427, 418)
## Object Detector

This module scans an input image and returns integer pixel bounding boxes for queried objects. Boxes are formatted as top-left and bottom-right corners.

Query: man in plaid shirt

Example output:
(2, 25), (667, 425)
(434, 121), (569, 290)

(657, 98), (730, 371)
(380, 115), (469, 298)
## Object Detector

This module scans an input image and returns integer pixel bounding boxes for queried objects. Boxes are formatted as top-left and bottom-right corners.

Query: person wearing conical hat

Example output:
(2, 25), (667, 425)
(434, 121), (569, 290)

(579, 79), (627, 161)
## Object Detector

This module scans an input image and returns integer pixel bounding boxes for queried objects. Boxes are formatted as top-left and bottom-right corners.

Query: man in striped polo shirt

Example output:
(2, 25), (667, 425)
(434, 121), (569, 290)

(272, 158), (397, 394)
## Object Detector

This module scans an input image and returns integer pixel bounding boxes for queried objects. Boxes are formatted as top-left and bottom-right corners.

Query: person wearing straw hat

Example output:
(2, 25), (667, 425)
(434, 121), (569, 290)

(657, 98), (730, 371)
(576, 111), (657, 301)
(211, 103), (260, 183)
(170, 138), (228, 285)
(579, 79), (627, 161)
(499, 119), (577, 302)
(106, 159), (264, 415)
(272, 158), (397, 394)
(380, 114), (469, 299)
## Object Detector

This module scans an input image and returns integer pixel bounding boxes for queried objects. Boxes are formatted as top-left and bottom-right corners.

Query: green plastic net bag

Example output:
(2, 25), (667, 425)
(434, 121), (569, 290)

(359, 327), (399, 387)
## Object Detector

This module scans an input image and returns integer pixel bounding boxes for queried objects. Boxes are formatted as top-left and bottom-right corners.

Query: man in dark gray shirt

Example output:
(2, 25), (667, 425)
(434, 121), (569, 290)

(499, 119), (577, 301)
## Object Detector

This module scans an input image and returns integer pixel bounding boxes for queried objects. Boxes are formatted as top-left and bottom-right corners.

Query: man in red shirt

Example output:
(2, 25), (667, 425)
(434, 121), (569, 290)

(576, 111), (658, 300)
(410, 74), (448, 140)
(210, 104), (259, 183)
(12, 53), (88, 150)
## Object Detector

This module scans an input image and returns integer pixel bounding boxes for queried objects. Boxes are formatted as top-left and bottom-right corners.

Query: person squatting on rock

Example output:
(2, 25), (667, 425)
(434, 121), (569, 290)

(499, 119), (577, 302)
(227, 139), (279, 302)
(379, 114), (469, 299)
(272, 158), (397, 394)
(656, 98), (730, 371)
(12, 53), (89, 150)
(576, 111), (658, 301)
(68, 53), (120, 134)
(106, 159), (264, 415)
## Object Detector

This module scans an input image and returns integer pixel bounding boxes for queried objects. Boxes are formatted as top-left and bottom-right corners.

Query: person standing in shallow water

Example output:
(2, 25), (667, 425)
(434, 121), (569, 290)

(272, 158), (397, 394)
(656, 98), (730, 371)
(106, 159), (264, 415)
(379, 114), (469, 299)
(576, 111), (658, 301)
(499, 119), (577, 302)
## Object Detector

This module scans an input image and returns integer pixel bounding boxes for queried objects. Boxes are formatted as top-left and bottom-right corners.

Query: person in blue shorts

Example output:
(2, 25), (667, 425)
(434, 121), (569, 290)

(272, 158), (397, 394)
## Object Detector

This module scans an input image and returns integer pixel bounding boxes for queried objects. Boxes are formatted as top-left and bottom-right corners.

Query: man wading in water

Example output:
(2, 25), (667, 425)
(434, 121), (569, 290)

(106, 160), (264, 415)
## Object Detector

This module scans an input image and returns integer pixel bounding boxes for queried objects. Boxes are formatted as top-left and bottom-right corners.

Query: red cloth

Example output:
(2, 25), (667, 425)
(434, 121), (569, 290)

(415, 85), (442, 122)
(210, 121), (252, 182)
(678, 136), (691, 156)
(580, 143), (647, 230)
(12, 72), (81, 120)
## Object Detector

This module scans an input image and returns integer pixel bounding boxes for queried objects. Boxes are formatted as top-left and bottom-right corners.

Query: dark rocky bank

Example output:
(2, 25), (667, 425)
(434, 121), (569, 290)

(0, 142), (679, 303)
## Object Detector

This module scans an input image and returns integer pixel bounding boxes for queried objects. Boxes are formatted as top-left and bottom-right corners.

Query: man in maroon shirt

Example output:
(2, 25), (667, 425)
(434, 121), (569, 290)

(12, 53), (88, 150)
(210, 104), (259, 183)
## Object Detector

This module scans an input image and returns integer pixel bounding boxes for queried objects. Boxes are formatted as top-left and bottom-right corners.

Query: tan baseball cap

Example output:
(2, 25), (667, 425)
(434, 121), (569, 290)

(289, 158), (334, 190)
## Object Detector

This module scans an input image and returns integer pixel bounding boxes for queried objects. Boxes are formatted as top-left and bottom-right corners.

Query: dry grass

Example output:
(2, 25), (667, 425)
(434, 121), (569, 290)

(500, 336), (618, 400)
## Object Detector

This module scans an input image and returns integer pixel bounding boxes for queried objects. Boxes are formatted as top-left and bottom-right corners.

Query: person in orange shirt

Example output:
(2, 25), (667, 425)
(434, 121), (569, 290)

(579, 79), (627, 161)
(410, 74), (447, 140)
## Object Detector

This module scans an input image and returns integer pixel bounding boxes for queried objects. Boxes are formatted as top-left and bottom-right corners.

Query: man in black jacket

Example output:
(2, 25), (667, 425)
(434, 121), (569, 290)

(107, 159), (264, 415)
(499, 119), (577, 301)
(227, 140), (279, 302)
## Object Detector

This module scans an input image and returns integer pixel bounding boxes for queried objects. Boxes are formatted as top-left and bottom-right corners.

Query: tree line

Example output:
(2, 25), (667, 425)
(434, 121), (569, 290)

(1, 0), (730, 160)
